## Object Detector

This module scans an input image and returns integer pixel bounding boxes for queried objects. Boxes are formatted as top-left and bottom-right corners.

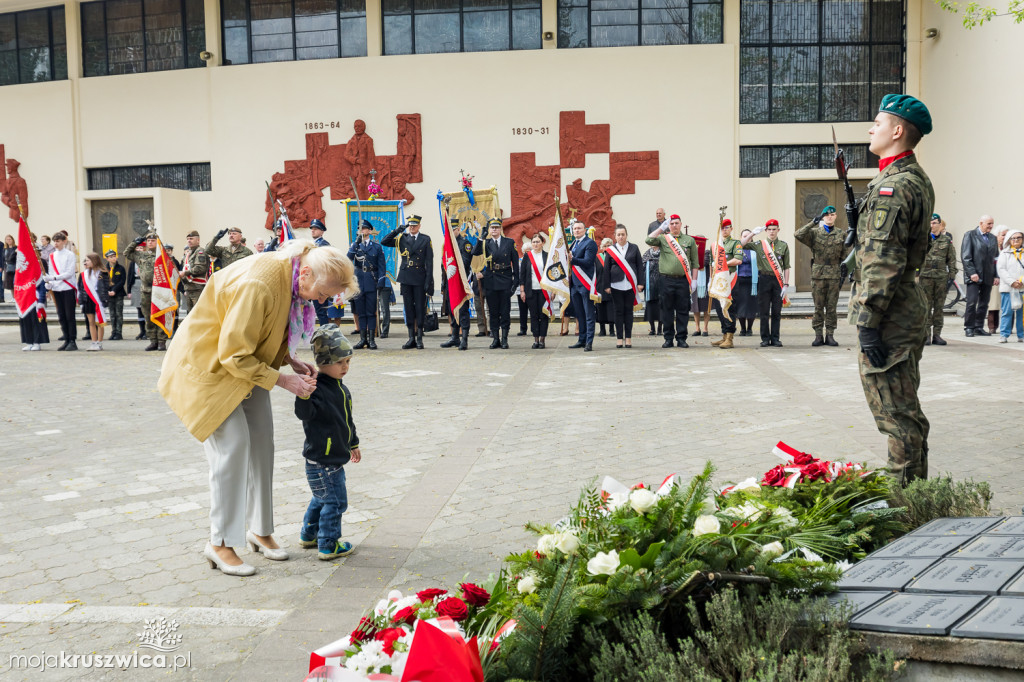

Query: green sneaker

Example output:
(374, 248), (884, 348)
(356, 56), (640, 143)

(318, 541), (355, 561)
(299, 536), (318, 549)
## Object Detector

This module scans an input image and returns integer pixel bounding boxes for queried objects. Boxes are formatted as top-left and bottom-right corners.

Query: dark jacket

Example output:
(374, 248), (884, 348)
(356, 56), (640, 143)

(961, 228), (998, 284)
(3, 245), (16, 273)
(569, 236), (598, 286)
(520, 249), (548, 296)
(295, 374), (359, 467)
(77, 271), (110, 306)
(603, 242), (643, 289)
(382, 227), (433, 292)
(347, 239), (388, 295)
(107, 259), (127, 297)
(473, 236), (519, 292)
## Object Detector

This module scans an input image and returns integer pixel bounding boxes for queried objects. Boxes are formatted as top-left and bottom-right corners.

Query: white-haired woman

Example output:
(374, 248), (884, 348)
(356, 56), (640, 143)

(997, 229), (1024, 343)
(159, 240), (358, 575)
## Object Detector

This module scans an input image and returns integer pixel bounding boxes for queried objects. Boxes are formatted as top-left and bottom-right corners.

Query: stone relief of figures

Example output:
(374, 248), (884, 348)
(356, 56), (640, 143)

(0, 147), (29, 222)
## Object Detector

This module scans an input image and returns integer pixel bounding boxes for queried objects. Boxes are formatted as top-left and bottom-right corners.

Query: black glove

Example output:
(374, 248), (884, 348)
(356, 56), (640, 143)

(214, 228), (228, 242)
(398, 224), (407, 233)
(839, 263), (849, 282)
(132, 235), (146, 247)
(858, 326), (888, 368)
(812, 216), (821, 225)
(948, 278), (956, 289)
(268, 236), (279, 250)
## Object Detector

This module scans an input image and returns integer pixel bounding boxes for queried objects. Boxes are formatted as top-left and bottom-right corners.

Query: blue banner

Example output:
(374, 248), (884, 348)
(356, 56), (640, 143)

(344, 199), (405, 286)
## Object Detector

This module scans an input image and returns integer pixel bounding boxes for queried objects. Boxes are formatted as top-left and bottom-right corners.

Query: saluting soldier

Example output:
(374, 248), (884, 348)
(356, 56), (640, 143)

(795, 206), (849, 346)
(472, 218), (519, 349)
(709, 218), (743, 349)
(645, 215), (699, 348)
(441, 220), (476, 351)
(382, 215), (433, 349)
(206, 226), (253, 269)
(180, 230), (210, 315)
(125, 231), (167, 351)
(347, 219), (387, 350)
(850, 94), (935, 486)
(740, 219), (791, 347)
(918, 214), (957, 346)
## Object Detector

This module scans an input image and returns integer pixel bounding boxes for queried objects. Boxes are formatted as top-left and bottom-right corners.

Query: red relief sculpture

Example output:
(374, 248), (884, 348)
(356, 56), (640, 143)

(265, 115), (423, 231)
(504, 112), (659, 251)
(0, 146), (29, 223)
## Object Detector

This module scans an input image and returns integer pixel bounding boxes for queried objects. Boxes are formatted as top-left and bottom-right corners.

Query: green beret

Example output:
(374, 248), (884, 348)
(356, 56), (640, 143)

(931, 213), (941, 221)
(821, 205), (836, 216)
(879, 94), (932, 136)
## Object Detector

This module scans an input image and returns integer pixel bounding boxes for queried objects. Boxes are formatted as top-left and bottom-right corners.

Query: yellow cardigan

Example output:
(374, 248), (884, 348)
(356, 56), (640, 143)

(158, 253), (293, 442)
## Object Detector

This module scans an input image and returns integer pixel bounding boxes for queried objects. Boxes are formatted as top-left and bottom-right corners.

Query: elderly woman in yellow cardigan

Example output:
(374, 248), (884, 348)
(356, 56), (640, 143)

(159, 239), (357, 576)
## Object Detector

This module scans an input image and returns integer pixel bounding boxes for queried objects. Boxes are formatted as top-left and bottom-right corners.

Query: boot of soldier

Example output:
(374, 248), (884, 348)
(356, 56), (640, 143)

(145, 340), (159, 351)
(367, 329), (377, 350)
(501, 330), (509, 349)
(932, 332), (947, 346)
(711, 334), (727, 347)
(402, 329), (417, 350)
(489, 329), (501, 349)
(157, 340), (166, 351)
(825, 332), (838, 346)
(719, 333), (734, 349)
(440, 332), (458, 348)
(924, 331), (931, 346)
(353, 330), (368, 350)
(811, 332), (824, 346)
(459, 328), (469, 351)
(415, 330), (424, 349)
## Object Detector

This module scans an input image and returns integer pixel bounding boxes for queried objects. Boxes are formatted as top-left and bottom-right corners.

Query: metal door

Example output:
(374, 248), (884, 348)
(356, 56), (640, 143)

(794, 180), (867, 290)
(90, 198), (154, 256)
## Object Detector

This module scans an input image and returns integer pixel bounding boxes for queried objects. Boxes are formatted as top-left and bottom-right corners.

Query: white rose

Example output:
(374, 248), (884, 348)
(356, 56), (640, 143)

(517, 574), (537, 594)
(629, 488), (658, 514)
(693, 515), (721, 536)
(800, 548), (824, 563)
(587, 550), (620, 576)
(733, 477), (761, 492)
(537, 534), (558, 555)
(607, 491), (629, 511)
(761, 541), (784, 556)
(554, 531), (580, 555)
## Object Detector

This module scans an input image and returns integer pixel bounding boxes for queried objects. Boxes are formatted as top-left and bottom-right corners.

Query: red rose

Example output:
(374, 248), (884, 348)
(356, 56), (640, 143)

(435, 596), (469, 621)
(762, 465), (787, 487)
(792, 450), (816, 466)
(460, 582), (491, 608)
(374, 627), (406, 655)
(350, 616), (376, 643)
(392, 606), (417, 625)
(416, 588), (447, 602)
(801, 461), (830, 482)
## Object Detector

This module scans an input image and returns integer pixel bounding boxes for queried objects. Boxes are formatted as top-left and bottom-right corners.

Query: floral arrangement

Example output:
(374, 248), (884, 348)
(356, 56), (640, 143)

(366, 180), (381, 200)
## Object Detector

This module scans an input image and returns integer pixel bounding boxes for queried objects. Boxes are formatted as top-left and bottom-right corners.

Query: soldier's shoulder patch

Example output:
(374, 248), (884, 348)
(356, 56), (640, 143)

(878, 187), (894, 196)
(873, 207), (890, 230)
(463, 243), (472, 252)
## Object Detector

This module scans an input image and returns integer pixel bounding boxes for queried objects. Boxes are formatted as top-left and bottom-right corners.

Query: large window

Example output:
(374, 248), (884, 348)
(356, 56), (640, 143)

(558, 0), (722, 48)
(82, 0), (206, 76)
(382, 0), (541, 55)
(740, 0), (904, 123)
(0, 6), (67, 86)
(739, 144), (876, 178)
(222, 0), (367, 64)
(88, 163), (212, 191)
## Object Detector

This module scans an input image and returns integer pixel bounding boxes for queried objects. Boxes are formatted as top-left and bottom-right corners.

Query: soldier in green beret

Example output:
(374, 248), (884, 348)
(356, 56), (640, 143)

(917, 214), (957, 345)
(849, 93), (935, 485)
(795, 205), (850, 346)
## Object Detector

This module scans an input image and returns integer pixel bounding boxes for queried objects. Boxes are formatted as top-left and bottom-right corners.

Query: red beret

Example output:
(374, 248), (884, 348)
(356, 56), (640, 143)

(670, 214), (681, 221)
(722, 218), (732, 227)
(765, 219), (779, 227)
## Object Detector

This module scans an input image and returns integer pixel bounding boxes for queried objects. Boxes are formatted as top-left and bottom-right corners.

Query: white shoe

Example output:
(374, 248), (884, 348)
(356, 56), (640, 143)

(246, 531), (289, 561)
(29, 344), (40, 351)
(204, 543), (256, 576)
(96, 342), (103, 351)
(86, 342), (98, 351)
(21, 344), (32, 351)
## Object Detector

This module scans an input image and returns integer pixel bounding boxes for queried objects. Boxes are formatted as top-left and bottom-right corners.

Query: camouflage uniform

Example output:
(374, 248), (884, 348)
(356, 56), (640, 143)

(181, 245), (210, 312)
(205, 238), (253, 269)
(125, 246), (167, 343)
(849, 153), (935, 484)
(795, 220), (848, 336)
(917, 232), (958, 336)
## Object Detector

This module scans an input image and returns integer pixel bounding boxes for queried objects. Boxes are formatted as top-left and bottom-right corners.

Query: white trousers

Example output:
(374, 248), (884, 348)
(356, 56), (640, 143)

(203, 387), (275, 548)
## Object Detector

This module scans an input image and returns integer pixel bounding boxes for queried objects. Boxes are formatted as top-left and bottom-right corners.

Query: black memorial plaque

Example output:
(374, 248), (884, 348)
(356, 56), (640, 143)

(910, 517), (1003, 537)
(851, 593), (985, 635)
(953, 535), (1024, 560)
(987, 517), (1024, 536)
(827, 591), (893, 617)
(951, 596), (1024, 641)
(906, 559), (1024, 595)
(839, 558), (937, 591)
(870, 534), (971, 559)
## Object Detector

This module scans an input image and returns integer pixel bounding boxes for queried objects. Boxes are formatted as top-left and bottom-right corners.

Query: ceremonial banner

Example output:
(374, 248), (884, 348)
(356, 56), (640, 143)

(438, 187), (501, 274)
(150, 238), (179, 337)
(539, 208), (571, 307)
(13, 216), (42, 318)
(437, 192), (472, 316)
(344, 198), (404, 285)
(708, 238), (737, 320)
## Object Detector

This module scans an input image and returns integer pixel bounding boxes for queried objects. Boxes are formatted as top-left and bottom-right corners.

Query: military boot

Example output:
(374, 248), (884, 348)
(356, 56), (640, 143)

(500, 330), (509, 349)
(145, 340), (159, 351)
(924, 331), (932, 346)
(711, 334), (727, 347)
(353, 330), (368, 350)
(157, 340), (166, 351)
(718, 333), (734, 349)
(415, 330), (424, 349)
(440, 333), (459, 348)
(811, 332), (824, 347)
(367, 330), (377, 350)
(402, 329), (417, 350)
(458, 327), (469, 351)
(489, 329), (501, 349)
(932, 331), (947, 346)
(825, 332), (838, 346)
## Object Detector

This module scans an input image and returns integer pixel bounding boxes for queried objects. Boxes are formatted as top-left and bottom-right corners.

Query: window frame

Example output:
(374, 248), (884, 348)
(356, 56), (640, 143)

(739, 144), (877, 178)
(381, 0), (542, 56)
(87, 162), (213, 191)
(81, 0), (206, 77)
(557, 0), (724, 49)
(221, 0), (368, 65)
(0, 5), (67, 86)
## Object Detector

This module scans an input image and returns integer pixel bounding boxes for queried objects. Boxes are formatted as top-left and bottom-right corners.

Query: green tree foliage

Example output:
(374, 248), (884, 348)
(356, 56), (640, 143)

(933, 0), (1024, 28)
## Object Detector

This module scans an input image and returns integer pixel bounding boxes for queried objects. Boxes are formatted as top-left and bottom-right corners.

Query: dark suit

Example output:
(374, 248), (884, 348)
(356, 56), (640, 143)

(520, 249), (550, 338)
(473, 236), (519, 337)
(961, 227), (998, 331)
(569, 236), (598, 344)
(347, 239), (387, 332)
(517, 253), (530, 334)
(382, 227), (433, 332)
(604, 243), (642, 340)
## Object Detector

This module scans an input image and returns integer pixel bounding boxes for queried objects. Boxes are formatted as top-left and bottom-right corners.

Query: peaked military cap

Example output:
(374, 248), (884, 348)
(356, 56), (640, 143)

(406, 215), (422, 226)
(358, 219), (373, 231)
(104, 249), (117, 257)
(879, 94), (932, 136)
(311, 324), (353, 366)
(310, 219), (326, 231)
(487, 218), (503, 229)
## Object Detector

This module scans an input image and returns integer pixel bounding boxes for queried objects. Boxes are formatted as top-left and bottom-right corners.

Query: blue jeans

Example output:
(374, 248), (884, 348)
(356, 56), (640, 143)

(571, 284), (596, 344)
(302, 460), (348, 551)
(1000, 292), (1024, 339)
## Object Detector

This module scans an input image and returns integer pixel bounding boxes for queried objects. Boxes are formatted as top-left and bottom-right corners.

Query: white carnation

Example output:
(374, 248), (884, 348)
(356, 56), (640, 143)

(761, 541), (784, 556)
(537, 534), (558, 555)
(517, 574), (537, 594)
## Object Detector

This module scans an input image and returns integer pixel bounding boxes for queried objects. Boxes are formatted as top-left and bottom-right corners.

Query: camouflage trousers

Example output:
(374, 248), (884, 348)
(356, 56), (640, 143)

(858, 346), (929, 485)
(918, 277), (947, 333)
(183, 288), (203, 315)
(811, 277), (842, 333)
(140, 291), (168, 342)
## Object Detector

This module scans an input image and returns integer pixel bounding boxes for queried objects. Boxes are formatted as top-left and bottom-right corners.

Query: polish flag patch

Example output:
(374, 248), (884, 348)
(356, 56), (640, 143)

(879, 187), (894, 196)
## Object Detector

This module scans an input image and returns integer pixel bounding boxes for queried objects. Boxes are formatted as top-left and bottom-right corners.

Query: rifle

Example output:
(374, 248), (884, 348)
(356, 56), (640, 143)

(833, 126), (859, 248)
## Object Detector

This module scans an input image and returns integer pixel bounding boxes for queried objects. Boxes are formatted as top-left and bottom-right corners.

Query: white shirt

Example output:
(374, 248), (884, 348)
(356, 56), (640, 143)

(527, 250), (543, 288)
(610, 243), (632, 291)
(46, 247), (76, 292)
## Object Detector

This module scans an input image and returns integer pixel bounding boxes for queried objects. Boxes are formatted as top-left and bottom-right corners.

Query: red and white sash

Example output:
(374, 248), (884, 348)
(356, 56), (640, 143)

(662, 235), (692, 286)
(182, 248), (211, 285)
(49, 252), (78, 293)
(526, 250), (553, 317)
(604, 244), (641, 307)
(762, 239), (790, 305)
(81, 270), (108, 324)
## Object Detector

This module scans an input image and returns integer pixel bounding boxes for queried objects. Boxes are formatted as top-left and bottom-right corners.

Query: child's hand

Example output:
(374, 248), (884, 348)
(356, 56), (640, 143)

(350, 447), (361, 464)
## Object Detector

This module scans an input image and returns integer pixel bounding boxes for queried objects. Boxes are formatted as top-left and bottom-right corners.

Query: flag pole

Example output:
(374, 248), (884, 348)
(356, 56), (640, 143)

(702, 206), (727, 332)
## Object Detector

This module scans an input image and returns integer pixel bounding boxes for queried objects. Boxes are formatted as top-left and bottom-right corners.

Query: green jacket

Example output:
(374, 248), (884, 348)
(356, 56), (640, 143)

(205, 239), (253, 268)
(795, 221), (848, 280)
(125, 247), (157, 292)
(705, 237), (743, 274)
(918, 232), (958, 280)
(741, 238), (791, 275)
(181, 245), (210, 291)
(645, 232), (699, 278)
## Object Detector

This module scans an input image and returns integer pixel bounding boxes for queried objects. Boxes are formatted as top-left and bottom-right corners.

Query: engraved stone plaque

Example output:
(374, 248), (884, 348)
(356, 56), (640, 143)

(986, 517), (1024, 536)
(906, 559), (1024, 595)
(950, 596), (1024, 641)
(838, 558), (937, 591)
(999, 570), (1024, 596)
(827, 591), (893, 617)
(870, 534), (971, 559)
(952, 535), (1024, 560)
(851, 593), (985, 635)
(909, 517), (1003, 537)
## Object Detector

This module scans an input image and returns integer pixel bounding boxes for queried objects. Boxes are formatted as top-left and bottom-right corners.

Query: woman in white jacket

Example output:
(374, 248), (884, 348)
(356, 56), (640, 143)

(996, 228), (1024, 342)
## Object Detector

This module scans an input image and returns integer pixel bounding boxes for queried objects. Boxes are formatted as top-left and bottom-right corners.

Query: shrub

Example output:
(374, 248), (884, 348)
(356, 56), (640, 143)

(886, 474), (993, 532)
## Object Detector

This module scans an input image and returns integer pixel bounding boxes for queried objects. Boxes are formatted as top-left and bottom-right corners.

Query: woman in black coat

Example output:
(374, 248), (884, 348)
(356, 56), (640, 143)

(603, 225), (644, 348)
(519, 233), (551, 348)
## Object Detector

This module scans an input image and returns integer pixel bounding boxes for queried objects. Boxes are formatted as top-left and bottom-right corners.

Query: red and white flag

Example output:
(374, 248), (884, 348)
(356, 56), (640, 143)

(13, 216), (42, 318)
(708, 237), (737, 320)
(150, 238), (179, 337)
(439, 205), (472, 316)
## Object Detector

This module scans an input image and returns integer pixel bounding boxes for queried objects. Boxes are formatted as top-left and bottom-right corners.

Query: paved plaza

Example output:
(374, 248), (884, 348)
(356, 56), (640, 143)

(0, 318), (1021, 680)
